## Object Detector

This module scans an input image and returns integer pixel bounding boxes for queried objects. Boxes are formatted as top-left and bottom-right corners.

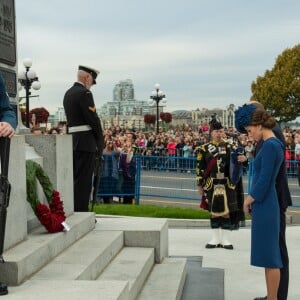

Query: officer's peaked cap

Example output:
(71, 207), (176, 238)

(78, 65), (100, 84)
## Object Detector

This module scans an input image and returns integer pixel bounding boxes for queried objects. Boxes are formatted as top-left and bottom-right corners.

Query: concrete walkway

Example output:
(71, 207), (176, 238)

(169, 225), (300, 300)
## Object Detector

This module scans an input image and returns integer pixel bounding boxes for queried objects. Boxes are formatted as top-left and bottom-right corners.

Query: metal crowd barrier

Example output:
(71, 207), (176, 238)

(95, 155), (141, 205)
(96, 154), (299, 205)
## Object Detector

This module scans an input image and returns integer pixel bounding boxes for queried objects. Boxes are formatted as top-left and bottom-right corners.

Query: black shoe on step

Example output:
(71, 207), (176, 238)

(205, 243), (221, 249)
(222, 244), (234, 250)
(0, 282), (8, 296)
(253, 297), (267, 300)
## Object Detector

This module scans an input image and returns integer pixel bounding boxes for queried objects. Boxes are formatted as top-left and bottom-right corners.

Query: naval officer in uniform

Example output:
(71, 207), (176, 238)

(63, 65), (104, 212)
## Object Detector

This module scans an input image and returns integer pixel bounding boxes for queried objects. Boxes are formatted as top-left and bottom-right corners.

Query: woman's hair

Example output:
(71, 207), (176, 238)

(250, 108), (276, 129)
(49, 127), (60, 134)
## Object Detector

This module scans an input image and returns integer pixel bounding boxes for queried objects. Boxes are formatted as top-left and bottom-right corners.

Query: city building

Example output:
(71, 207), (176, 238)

(48, 107), (66, 126)
(191, 104), (236, 129)
(113, 79), (134, 102)
(99, 79), (160, 129)
(47, 79), (237, 131)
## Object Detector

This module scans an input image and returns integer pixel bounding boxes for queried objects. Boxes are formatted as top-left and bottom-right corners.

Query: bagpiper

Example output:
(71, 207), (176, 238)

(196, 115), (239, 249)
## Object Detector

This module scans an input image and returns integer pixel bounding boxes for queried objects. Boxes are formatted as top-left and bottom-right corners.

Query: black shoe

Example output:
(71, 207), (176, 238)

(205, 243), (221, 249)
(0, 282), (8, 296)
(253, 297), (267, 300)
(222, 244), (234, 250)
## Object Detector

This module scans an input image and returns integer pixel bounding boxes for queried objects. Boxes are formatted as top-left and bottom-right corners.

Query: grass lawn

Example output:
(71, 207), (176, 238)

(91, 204), (210, 219)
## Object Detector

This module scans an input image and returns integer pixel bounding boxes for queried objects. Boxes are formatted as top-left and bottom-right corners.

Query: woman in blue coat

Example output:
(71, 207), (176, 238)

(235, 104), (283, 300)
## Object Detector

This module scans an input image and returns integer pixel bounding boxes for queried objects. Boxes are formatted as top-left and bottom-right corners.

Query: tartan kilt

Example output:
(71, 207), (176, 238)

(205, 178), (238, 215)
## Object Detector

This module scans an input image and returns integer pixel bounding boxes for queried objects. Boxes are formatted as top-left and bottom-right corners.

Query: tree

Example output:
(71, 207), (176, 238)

(251, 44), (300, 123)
(159, 112), (172, 130)
(160, 112), (172, 124)
(144, 114), (156, 126)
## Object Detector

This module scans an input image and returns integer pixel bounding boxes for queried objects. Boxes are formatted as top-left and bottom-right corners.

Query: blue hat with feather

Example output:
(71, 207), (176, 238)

(234, 104), (257, 134)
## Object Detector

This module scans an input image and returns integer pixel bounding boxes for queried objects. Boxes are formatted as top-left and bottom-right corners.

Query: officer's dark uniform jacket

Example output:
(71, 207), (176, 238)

(63, 82), (104, 153)
(196, 139), (238, 216)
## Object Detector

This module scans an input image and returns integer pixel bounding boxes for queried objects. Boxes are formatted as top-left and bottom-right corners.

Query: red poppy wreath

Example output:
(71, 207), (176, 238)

(26, 160), (68, 233)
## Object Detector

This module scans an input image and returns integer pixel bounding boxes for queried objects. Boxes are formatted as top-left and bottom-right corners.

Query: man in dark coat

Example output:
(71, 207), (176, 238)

(63, 66), (104, 212)
(0, 74), (17, 296)
(236, 102), (292, 300)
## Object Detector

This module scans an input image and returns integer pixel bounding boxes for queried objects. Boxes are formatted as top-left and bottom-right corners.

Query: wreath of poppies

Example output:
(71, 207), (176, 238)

(26, 160), (66, 233)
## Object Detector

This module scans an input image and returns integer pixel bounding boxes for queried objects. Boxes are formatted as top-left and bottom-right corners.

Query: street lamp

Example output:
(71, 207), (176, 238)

(18, 58), (41, 128)
(148, 83), (167, 133)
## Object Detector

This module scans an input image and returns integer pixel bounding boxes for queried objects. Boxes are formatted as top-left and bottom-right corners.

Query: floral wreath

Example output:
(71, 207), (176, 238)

(26, 160), (66, 233)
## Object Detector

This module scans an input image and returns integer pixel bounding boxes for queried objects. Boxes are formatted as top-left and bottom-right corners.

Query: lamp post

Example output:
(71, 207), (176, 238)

(18, 58), (41, 128)
(148, 83), (167, 134)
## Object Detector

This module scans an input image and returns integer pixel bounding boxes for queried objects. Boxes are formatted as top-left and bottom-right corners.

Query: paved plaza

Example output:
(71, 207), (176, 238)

(169, 225), (300, 300)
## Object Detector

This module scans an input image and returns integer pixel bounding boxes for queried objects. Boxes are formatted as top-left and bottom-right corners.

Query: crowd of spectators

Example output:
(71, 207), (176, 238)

(101, 124), (300, 180)
(30, 121), (67, 135)
(28, 120), (300, 166)
(102, 125), (252, 160)
(30, 122), (300, 204)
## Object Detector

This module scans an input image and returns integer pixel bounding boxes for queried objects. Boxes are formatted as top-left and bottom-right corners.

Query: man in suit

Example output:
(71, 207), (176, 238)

(236, 101), (292, 300)
(63, 65), (104, 212)
(0, 74), (17, 296)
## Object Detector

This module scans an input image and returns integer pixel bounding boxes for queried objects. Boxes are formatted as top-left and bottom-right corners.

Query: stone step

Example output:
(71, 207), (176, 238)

(179, 256), (224, 300)
(31, 230), (124, 281)
(97, 247), (155, 300)
(6, 280), (129, 300)
(137, 257), (187, 300)
(183, 267), (224, 300)
(0, 212), (95, 286)
(95, 217), (168, 263)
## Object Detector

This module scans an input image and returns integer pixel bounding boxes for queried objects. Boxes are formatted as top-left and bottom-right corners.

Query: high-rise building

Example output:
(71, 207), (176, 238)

(113, 79), (134, 102)
(98, 79), (157, 128)
(100, 79), (152, 118)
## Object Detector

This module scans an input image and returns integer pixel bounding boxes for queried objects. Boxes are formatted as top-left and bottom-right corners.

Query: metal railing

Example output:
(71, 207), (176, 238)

(96, 154), (299, 205)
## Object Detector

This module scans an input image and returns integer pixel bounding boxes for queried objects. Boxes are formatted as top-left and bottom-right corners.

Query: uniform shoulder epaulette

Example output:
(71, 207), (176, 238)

(88, 106), (96, 112)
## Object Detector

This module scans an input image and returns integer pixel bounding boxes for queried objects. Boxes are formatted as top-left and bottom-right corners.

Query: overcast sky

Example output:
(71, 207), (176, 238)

(15, 0), (300, 114)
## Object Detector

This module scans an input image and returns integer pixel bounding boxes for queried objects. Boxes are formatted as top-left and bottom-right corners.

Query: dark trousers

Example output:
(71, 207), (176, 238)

(73, 151), (95, 212)
(278, 209), (289, 300)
